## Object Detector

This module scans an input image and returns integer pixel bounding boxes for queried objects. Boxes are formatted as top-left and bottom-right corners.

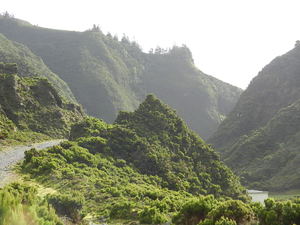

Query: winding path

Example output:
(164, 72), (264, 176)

(0, 140), (64, 187)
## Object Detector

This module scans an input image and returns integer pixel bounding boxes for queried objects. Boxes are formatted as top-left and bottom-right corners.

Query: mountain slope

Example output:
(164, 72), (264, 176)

(0, 15), (242, 139)
(209, 43), (300, 191)
(22, 95), (247, 223)
(0, 33), (76, 103)
(0, 63), (84, 143)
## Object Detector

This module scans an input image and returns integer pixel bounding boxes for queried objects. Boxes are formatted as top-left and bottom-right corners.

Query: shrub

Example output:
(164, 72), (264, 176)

(138, 206), (168, 224)
(47, 193), (84, 223)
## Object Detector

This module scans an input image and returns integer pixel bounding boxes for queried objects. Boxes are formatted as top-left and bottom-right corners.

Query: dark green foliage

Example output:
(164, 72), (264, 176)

(0, 16), (242, 139)
(21, 95), (247, 224)
(22, 140), (194, 223)
(138, 206), (168, 224)
(209, 44), (300, 191)
(0, 69), (84, 141)
(175, 196), (300, 225)
(70, 116), (112, 140)
(109, 201), (136, 219)
(173, 196), (253, 225)
(251, 198), (300, 225)
(204, 200), (253, 224)
(71, 95), (246, 199)
(172, 195), (217, 225)
(0, 183), (63, 225)
(48, 193), (84, 223)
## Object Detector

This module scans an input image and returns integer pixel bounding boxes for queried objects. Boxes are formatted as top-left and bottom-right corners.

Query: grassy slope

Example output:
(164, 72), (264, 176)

(0, 16), (242, 139)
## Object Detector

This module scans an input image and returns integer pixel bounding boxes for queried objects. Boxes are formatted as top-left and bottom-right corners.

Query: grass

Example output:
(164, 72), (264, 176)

(269, 189), (300, 200)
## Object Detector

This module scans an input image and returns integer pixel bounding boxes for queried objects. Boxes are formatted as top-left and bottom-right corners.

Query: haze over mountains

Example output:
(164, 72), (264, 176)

(209, 42), (300, 191)
(0, 15), (242, 139)
(2, 11), (300, 225)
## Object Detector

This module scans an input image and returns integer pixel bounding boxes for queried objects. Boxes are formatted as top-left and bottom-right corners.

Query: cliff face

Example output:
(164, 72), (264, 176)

(209, 43), (300, 191)
(0, 16), (242, 139)
(0, 63), (84, 139)
(0, 33), (76, 103)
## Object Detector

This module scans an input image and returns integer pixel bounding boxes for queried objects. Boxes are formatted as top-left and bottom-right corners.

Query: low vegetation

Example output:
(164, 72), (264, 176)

(19, 95), (247, 224)
(0, 182), (63, 225)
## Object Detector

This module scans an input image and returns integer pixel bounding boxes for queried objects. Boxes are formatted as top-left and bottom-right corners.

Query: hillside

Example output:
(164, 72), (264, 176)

(0, 63), (84, 144)
(0, 33), (76, 103)
(0, 15), (242, 139)
(209, 43), (300, 191)
(21, 95), (247, 223)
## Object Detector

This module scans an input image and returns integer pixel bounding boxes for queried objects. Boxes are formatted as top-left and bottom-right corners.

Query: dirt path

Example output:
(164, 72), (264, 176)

(0, 139), (64, 187)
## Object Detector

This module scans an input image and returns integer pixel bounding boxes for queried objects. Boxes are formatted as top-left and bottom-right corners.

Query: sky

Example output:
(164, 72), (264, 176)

(2, 0), (300, 89)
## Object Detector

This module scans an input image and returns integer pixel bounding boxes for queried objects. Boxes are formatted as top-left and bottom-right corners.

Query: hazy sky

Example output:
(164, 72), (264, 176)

(2, 0), (300, 88)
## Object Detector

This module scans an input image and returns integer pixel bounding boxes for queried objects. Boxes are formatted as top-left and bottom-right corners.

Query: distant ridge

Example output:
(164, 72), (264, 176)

(209, 42), (300, 191)
(0, 15), (242, 139)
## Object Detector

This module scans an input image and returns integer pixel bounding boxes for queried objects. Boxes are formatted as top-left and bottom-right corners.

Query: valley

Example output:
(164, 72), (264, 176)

(1, 12), (300, 225)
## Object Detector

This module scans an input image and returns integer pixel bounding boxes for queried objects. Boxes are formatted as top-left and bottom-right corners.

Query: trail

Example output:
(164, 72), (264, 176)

(0, 139), (64, 187)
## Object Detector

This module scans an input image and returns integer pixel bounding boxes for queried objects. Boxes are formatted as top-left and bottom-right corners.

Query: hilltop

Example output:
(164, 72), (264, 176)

(0, 15), (242, 139)
(21, 95), (247, 223)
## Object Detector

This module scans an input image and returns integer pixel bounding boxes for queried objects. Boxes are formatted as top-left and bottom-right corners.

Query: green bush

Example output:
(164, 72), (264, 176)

(173, 195), (217, 225)
(47, 193), (84, 223)
(0, 183), (63, 225)
(138, 206), (168, 224)
(110, 201), (136, 219)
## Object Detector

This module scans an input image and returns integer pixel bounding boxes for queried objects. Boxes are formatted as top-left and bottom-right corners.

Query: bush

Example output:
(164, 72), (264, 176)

(172, 195), (216, 225)
(206, 200), (253, 224)
(110, 201), (136, 219)
(47, 193), (84, 223)
(138, 206), (168, 224)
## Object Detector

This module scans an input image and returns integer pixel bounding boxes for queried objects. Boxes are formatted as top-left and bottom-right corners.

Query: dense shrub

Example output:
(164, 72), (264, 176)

(0, 183), (63, 225)
(48, 193), (84, 223)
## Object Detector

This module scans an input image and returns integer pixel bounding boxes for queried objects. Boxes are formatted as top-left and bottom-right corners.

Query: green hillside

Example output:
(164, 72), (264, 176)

(0, 15), (242, 139)
(0, 33), (76, 103)
(209, 43), (300, 191)
(0, 63), (84, 145)
(21, 95), (247, 223)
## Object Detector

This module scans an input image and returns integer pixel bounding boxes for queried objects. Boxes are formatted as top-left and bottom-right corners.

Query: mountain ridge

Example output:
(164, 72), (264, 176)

(209, 43), (300, 191)
(0, 15), (242, 139)
(0, 63), (84, 144)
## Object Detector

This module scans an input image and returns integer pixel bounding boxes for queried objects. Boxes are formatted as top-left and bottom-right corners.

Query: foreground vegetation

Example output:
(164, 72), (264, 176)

(1, 95), (300, 225)
(19, 95), (246, 223)
(0, 183), (63, 225)
(2, 182), (300, 225)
